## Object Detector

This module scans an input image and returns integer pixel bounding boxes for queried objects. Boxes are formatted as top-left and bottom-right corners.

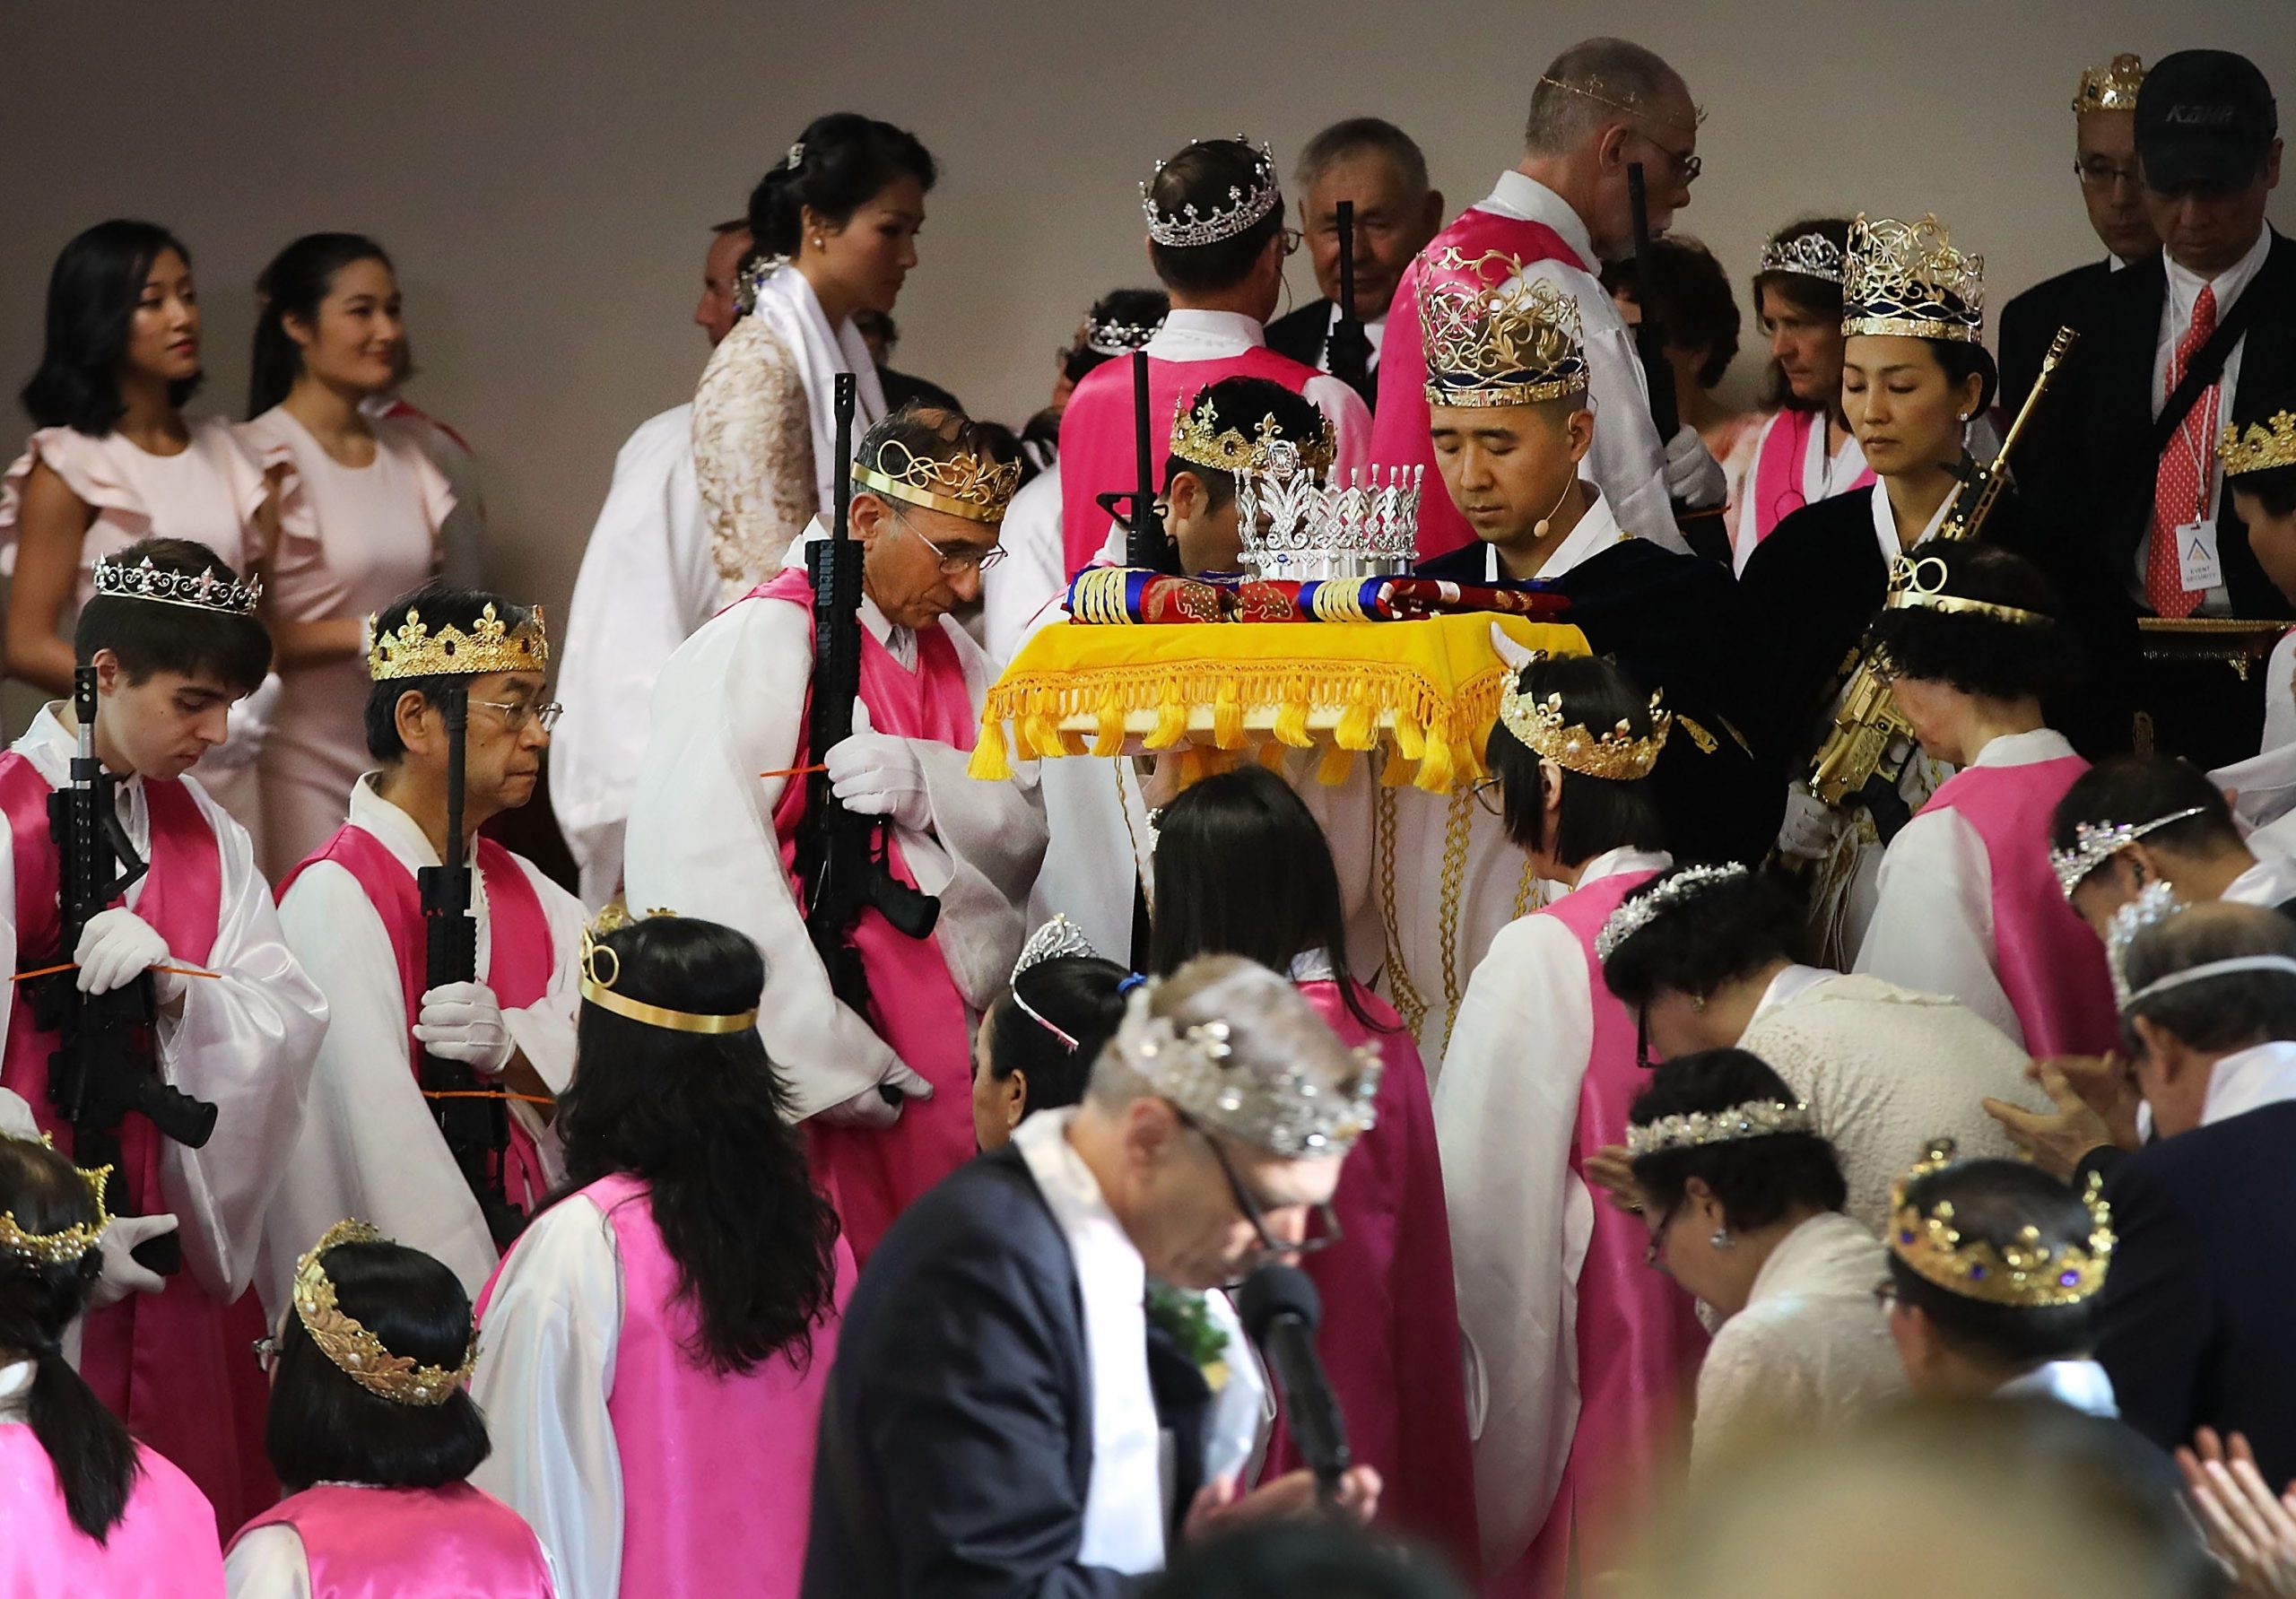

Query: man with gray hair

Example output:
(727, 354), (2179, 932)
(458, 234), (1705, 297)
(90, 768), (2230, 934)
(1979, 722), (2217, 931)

(1266, 117), (1445, 412)
(803, 956), (1383, 1596)
(1371, 36), (1723, 560)
(2095, 899), (2296, 1482)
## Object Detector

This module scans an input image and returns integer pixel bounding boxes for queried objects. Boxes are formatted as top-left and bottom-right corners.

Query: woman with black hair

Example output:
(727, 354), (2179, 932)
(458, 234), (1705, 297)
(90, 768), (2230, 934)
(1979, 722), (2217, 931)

(0, 1134), (225, 1592)
(692, 113), (936, 595)
(1, 220), (276, 836)
(1150, 767), (1476, 1575)
(1432, 652), (1700, 1595)
(471, 912), (847, 1599)
(972, 916), (1130, 1151)
(236, 232), (453, 878)
(1854, 541), (2118, 1056)
(1624, 1048), (1904, 1468)
(223, 1222), (555, 1595)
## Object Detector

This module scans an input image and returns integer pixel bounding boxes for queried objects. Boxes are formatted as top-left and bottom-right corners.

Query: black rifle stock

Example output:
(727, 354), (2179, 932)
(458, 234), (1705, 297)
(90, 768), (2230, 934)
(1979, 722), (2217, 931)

(32, 665), (216, 1277)
(1627, 161), (1730, 565)
(1326, 199), (1371, 391)
(1097, 352), (1178, 573)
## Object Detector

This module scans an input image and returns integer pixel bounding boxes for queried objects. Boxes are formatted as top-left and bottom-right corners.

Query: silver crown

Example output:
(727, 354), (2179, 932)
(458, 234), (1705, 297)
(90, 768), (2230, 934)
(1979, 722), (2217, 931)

(2048, 807), (2207, 900)
(1234, 444), (1422, 584)
(1116, 977), (1382, 1158)
(1083, 314), (1165, 356)
(1758, 231), (1845, 285)
(1626, 1098), (1816, 1159)
(2105, 879), (2184, 1007)
(1596, 864), (1752, 965)
(91, 555), (261, 617)
(1141, 139), (1281, 248)
(1013, 913), (1100, 982)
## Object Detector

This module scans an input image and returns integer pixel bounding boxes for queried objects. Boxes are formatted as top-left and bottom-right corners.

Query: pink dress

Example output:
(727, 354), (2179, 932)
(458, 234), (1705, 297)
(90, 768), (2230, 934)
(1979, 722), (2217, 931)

(0, 1420), (225, 1598)
(236, 407), (448, 879)
(0, 420), (273, 838)
(228, 1482), (554, 1596)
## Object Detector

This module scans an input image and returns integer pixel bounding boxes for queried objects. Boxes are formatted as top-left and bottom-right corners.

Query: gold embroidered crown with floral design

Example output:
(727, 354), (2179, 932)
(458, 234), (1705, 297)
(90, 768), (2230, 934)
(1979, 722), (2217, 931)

(2073, 54), (2147, 113)
(1841, 213), (1986, 343)
(366, 603), (548, 682)
(852, 436), (1022, 525)
(1170, 389), (1337, 476)
(91, 555), (262, 618)
(1889, 1143), (2115, 1308)
(292, 1220), (478, 1406)
(2222, 412), (2296, 479)
(0, 1146), (111, 1266)
(1420, 248), (1589, 407)
(1499, 668), (1670, 782)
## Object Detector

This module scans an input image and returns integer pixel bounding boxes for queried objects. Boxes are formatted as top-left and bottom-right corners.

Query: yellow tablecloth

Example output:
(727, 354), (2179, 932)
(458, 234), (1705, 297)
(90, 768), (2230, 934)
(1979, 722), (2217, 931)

(969, 614), (1589, 793)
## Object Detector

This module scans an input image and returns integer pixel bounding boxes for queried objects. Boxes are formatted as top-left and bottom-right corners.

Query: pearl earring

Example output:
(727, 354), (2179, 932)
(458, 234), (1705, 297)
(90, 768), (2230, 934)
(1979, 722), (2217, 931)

(1958, 412), (1971, 421)
(812, 235), (825, 249)
(1709, 1227), (1735, 1250)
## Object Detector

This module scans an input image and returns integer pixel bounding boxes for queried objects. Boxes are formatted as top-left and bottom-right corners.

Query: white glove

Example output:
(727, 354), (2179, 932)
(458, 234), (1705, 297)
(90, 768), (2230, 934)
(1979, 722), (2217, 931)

(824, 730), (931, 832)
(74, 908), (182, 1004)
(198, 671), (281, 774)
(413, 981), (515, 1075)
(1777, 783), (1847, 863)
(1663, 423), (1727, 508)
(87, 1212), (178, 1308)
(813, 1058), (935, 1129)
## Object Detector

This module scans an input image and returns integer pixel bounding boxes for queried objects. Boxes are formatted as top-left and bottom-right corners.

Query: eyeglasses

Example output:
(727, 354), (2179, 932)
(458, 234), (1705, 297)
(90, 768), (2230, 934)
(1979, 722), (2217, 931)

(1470, 777), (1505, 818)
(474, 699), (561, 734)
(1643, 1201), (1680, 1270)
(1636, 133), (1702, 187)
(1177, 1108), (1344, 1261)
(1871, 1279), (1900, 1311)
(1280, 227), (1304, 258)
(891, 503), (1007, 574)
(2075, 158), (2142, 191)
(250, 1334), (280, 1374)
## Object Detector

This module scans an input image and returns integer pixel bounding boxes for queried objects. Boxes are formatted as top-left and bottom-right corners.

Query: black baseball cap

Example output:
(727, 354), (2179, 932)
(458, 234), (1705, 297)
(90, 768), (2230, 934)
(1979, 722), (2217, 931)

(2136, 49), (2279, 192)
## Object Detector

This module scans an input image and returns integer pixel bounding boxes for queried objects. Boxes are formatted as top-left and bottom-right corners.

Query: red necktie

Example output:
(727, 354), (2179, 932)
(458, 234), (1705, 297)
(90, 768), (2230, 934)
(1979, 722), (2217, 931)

(2147, 282), (2219, 619)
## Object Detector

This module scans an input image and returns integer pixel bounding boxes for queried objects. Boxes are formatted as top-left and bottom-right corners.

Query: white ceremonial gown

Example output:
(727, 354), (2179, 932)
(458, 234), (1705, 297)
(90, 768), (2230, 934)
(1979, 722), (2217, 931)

(981, 464), (1065, 670)
(552, 403), (719, 907)
(262, 777), (583, 1310)
(622, 525), (1045, 1118)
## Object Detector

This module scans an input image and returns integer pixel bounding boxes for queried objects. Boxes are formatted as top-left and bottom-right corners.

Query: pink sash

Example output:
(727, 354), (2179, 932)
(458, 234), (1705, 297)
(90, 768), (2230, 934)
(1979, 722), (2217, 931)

(1372, 212), (1588, 561)
(231, 1482), (554, 1597)
(276, 823), (554, 1214)
(1746, 407), (1875, 548)
(0, 1428), (224, 1596)
(751, 566), (979, 1264)
(1920, 755), (2119, 1056)
(0, 751), (275, 1536)
(581, 1171), (848, 1599)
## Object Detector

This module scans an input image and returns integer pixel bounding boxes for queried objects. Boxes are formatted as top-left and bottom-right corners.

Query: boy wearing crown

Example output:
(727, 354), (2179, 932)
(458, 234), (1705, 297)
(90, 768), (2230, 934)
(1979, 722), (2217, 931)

(265, 585), (586, 1307)
(626, 404), (1046, 1264)
(0, 534), (327, 1531)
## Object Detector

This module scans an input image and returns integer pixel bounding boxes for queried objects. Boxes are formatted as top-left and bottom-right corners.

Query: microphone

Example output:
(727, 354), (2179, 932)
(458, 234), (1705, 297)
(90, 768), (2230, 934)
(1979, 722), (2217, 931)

(1236, 1262), (1351, 1502)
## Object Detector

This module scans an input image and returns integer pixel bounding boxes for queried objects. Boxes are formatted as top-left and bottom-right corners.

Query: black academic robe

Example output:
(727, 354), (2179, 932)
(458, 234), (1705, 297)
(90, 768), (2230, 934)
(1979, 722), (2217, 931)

(1265, 298), (1378, 412)
(1417, 535), (1785, 865)
(1997, 259), (2117, 417)
(2096, 1099), (2296, 1488)
(802, 1147), (1155, 1599)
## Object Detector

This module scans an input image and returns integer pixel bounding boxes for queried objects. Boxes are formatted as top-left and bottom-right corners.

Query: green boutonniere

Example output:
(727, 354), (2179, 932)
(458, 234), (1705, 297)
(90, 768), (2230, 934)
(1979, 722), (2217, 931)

(1144, 1280), (1231, 1387)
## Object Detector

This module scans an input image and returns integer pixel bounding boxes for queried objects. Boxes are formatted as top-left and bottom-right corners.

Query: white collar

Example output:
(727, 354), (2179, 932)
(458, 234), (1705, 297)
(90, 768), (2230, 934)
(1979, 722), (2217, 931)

(349, 775), (493, 913)
(1996, 1359), (2119, 1418)
(1750, 963), (1837, 1026)
(1287, 948), (1337, 984)
(1745, 1211), (1883, 1308)
(1143, 309), (1268, 362)
(1868, 481), (1958, 564)
(0, 1358), (31, 1421)
(2222, 850), (2296, 910)
(2164, 228), (2274, 318)
(785, 520), (905, 652)
(2108, 254), (2131, 274)
(13, 706), (152, 882)
(2202, 1038), (2296, 1126)
(1478, 171), (1599, 269)
(1964, 727), (2076, 769)
(1481, 482), (1624, 583)
(1574, 846), (1673, 891)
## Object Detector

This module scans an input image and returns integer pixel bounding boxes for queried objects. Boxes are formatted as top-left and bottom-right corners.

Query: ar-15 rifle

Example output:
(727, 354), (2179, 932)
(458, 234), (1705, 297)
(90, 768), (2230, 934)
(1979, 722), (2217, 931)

(793, 374), (943, 1101)
(31, 665), (218, 1276)
(1627, 163), (1730, 567)
(1097, 351), (1178, 573)
(418, 681), (522, 1248)
(1804, 326), (2080, 830)
(1325, 199), (1372, 393)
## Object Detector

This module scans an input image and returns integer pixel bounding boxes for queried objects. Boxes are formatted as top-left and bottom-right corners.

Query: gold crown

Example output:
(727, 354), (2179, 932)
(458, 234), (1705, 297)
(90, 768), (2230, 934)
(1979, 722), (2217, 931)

(1842, 214), (1985, 343)
(1498, 662), (1669, 782)
(2222, 411), (2296, 478)
(579, 908), (760, 1036)
(292, 1220), (479, 1406)
(852, 437), (1022, 525)
(366, 603), (548, 682)
(1420, 248), (1589, 407)
(1888, 1143), (2114, 1308)
(1883, 553), (2054, 629)
(0, 1145), (111, 1266)
(2073, 54), (2146, 113)
(1169, 389), (1336, 476)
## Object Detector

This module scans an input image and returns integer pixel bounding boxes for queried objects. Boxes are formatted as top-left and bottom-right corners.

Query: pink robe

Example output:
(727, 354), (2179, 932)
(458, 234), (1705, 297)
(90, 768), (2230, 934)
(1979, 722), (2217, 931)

(752, 567), (979, 1264)
(1744, 406), (1874, 551)
(1919, 755), (2119, 1057)
(0, 1425), (224, 1596)
(1282, 979), (1480, 1579)
(0, 752), (274, 1535)
(1056, 344), (1326, 576)
(230, 1482), (554, 1596)
(1372, 210), (1589, 561)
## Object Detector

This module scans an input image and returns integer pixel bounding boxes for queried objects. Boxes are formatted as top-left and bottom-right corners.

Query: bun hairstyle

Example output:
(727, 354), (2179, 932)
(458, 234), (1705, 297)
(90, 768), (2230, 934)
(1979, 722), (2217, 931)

(746, 113), (937, 260)
(247, 232), (394, 419)
(21, 219), (201, 434)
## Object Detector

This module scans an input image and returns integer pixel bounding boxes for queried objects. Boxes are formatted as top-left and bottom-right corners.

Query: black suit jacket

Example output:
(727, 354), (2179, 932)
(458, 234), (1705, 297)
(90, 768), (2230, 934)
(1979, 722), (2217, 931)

(1997, 259), (2115, 417)
(2096, 1099), (2296, 1487)
(2035, 230), (2296, 621)
(801, 1148), (1147, 1599)
(1265, 298), (1378, 412)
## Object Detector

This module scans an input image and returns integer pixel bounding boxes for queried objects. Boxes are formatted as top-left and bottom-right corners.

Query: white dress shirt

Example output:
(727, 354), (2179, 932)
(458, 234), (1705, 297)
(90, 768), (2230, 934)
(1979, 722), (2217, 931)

(2201, 1038), (2296, 1125)
(1143, 309), (1372, 472)
(1317, 303), (1387, 374)
(1479, 482), (1629, 583)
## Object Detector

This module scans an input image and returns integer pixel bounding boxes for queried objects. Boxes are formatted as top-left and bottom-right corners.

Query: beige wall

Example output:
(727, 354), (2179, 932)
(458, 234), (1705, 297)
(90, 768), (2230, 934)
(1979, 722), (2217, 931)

(2, 0), (2291, 660)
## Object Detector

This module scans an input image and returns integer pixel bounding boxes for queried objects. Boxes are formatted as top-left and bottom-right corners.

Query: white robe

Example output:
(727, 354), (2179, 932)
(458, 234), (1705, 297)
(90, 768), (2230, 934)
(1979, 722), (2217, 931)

(551, 403), (719, 908)
(262, 776), (583, 1312)
(980, 463), (1065, 671)
(1853, 727), (2078, 1048)
(1434, 845), (1671, 1573)
(622, 525), (1046, 1117)
(0, 706), (326, 1303)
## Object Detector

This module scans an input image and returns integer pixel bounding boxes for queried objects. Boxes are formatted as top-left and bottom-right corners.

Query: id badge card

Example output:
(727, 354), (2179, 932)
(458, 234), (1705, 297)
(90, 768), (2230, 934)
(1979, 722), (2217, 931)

(2177, 518), (2222, 593)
